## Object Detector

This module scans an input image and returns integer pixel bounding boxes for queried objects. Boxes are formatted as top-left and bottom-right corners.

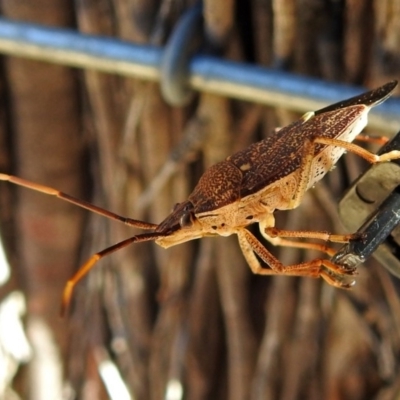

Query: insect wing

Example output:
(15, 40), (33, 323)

(314, 80), (397, 115)
(228, 119), (306, 198)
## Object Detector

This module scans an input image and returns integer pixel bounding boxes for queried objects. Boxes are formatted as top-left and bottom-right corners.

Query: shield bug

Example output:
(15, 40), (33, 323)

(1, 81), (399, 313)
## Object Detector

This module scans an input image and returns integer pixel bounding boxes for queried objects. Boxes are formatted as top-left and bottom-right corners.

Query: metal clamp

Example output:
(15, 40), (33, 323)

(160, 2), (203, 106)
(333, 131), (400, 278)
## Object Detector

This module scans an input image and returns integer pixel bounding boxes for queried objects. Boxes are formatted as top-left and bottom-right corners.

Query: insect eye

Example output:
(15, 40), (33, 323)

(179, 212), (193, 228)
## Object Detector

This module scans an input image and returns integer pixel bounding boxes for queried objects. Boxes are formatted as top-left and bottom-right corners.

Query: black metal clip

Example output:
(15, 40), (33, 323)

(333, 131), (400, 278)
(160, 2), (203, 106)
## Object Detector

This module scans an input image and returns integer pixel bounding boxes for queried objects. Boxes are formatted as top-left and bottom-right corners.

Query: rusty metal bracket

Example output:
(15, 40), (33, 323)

(333, 131), (400, 278)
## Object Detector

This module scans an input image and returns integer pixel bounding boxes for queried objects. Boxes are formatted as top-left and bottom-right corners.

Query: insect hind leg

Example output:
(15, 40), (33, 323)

(314, 137), (400, 163)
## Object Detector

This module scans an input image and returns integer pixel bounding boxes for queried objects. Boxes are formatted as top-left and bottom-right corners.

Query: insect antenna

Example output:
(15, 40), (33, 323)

(61, 231), (169, 316)
(0, 173), (157, 230)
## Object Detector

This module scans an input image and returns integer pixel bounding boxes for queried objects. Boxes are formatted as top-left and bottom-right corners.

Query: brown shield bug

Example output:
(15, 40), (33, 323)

(1, 81), (399, 313)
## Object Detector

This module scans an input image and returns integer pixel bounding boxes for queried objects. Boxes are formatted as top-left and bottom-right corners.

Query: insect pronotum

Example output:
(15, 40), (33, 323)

(1, 81), (400, 314)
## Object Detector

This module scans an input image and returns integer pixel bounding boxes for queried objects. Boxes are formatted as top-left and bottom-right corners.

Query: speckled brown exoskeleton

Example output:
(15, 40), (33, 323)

(1, 81), (400, 313)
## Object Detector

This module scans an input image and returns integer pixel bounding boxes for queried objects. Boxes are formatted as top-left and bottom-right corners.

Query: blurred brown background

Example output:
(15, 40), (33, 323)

(0, 0), (400, 399)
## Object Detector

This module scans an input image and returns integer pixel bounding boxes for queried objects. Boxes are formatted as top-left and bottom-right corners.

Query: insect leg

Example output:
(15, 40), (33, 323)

(355, 134), (389, 145)
(262, 237), (336, 256)
(61, 231), (168, 315)
(0, 173), (157, 230)
(314, 138), (400, 163)
(264, 226), (359, 243)
(259, 224), (361, 256)
(237, 229), (268, 272)
(237, 229), (356, 287)
(258, 219), (336, 256)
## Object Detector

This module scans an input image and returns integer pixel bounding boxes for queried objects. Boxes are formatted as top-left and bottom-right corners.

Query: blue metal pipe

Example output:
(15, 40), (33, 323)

(0, 18), (398, 132)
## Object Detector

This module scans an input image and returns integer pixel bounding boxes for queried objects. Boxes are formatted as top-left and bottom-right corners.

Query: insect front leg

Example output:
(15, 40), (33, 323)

(237, 229), (356, 288)
(259, 219), (362, 257)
